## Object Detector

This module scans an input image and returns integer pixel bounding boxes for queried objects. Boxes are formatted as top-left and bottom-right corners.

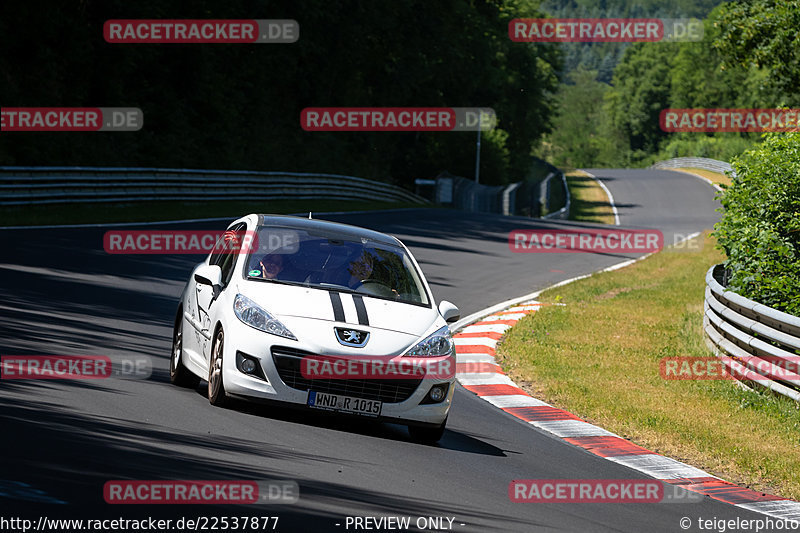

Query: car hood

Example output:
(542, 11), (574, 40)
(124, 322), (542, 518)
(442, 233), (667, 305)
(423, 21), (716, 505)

(235, 280), (440, 339)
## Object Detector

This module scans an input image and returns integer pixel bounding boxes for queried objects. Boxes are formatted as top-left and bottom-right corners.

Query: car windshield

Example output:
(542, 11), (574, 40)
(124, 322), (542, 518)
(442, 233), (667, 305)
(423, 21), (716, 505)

(245, 225), (429, 306)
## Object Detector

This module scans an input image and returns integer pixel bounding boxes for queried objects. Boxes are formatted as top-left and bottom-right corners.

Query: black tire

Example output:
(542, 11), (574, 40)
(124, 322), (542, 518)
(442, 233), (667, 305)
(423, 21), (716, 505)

(208, 327), (228, 407)
(170, 316), (200, 388)
(408, 417), (447, 444)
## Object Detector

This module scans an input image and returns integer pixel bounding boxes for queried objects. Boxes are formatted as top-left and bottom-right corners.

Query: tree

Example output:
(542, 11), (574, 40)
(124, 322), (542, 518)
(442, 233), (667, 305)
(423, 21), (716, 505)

(0, 0), (561, 187)
(714, 0), (800, 98)
(535, 67), (619, 167)
(604, 42), (675, 155)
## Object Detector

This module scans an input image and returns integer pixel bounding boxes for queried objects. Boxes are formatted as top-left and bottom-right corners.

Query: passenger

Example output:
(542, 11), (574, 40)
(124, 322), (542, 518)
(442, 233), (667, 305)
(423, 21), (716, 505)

(258, 254), (284, 280)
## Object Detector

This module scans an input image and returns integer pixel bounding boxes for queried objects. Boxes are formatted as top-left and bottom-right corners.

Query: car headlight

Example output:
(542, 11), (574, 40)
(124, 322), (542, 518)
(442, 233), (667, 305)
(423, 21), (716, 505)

(404, 325), (453, 357)
(233, 294), (296, 340)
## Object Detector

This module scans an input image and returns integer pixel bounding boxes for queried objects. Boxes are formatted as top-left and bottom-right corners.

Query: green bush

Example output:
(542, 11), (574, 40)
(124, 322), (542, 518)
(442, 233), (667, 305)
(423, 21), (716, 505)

(660, 135), (758, 162)
(713, 132), (800, 316)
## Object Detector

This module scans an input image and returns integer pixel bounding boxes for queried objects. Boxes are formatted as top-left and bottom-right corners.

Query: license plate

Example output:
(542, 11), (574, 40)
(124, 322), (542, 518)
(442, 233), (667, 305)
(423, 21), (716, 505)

(307, 391), (382, 416)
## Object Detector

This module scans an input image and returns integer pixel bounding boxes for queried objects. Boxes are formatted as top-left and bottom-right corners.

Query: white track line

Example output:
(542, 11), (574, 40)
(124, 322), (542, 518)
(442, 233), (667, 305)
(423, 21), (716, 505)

(579, 170), (620, 225)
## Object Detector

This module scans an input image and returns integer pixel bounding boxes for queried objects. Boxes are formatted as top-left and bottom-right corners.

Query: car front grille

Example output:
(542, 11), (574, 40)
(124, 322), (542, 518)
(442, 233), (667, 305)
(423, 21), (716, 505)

(271, 346), (421, 404)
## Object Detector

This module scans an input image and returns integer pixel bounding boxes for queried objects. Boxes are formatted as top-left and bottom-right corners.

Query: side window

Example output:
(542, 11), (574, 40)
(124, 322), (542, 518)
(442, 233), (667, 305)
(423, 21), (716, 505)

(209, 223), (246, 286)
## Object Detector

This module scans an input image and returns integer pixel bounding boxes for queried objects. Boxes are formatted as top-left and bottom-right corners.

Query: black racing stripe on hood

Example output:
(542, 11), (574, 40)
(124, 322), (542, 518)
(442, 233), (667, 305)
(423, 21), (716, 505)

(329, 292), (345, 322)
(352, 294), (369, 326)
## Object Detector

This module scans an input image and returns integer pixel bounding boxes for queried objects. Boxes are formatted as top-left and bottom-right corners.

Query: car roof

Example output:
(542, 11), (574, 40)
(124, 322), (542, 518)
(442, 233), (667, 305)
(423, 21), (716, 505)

(254, 214), (402, 247)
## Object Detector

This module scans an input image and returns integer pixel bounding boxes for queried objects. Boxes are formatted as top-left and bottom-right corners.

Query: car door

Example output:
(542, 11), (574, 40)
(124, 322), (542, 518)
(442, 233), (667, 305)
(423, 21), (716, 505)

(196, 222), (248, 363)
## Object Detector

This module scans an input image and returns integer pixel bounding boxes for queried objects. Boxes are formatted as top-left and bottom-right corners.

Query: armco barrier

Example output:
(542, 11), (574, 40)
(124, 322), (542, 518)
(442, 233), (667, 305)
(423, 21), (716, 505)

(651, 157), (736, 177)
(541, 171), (570, 220)
(0, 167), (428, 206)
(703, 264), (800, 402)
(433, 168), (567, 217)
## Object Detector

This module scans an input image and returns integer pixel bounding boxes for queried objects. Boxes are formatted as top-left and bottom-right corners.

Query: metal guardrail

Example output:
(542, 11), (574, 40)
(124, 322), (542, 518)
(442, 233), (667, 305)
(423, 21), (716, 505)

(433, 166), (567, 217)
(704, 264), (800, 402)
(651, 157), (736, 177)
(502, 182), (521, 216)
(541, 171), (570, 220)
(432, 173), (504, 213)
(0, 167), (428, 206)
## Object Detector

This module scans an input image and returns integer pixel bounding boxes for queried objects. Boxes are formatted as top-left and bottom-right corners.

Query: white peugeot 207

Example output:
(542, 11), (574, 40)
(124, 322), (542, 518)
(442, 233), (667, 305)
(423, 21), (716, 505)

(171, 214), (460, 443)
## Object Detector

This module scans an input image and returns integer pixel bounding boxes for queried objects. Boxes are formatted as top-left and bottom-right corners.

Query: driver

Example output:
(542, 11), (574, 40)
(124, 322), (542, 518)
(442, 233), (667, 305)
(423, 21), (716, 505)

(348, 252), (374, 288)
(346, 253), (399, 298)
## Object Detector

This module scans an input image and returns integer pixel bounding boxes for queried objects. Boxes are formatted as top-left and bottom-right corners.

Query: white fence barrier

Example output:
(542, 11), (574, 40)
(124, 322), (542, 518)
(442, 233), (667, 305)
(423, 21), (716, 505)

(651, 157), (735, 177)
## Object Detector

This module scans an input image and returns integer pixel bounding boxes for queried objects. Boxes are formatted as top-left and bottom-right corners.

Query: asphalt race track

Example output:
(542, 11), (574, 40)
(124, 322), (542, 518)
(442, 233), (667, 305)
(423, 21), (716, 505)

(0, 169), (769, 532)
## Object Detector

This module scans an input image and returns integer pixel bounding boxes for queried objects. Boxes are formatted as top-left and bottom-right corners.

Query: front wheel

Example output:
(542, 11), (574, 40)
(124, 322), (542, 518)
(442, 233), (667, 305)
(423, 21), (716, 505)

(408, 417), (447, 444)
(170, 317), (200, 388)
(208, 328), (228, 407)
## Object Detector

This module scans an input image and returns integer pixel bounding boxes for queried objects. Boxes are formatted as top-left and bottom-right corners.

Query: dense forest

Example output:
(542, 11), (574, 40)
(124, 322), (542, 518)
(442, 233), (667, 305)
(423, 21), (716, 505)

(0, 0), (560, 186)
(540, 0), (722, 81)
(1, 1), (797, 186)
(538, 0), (800, 168)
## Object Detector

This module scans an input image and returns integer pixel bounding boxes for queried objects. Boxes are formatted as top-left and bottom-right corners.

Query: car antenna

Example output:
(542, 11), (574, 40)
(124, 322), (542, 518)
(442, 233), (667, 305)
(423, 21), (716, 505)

(308, 212), (313, 219)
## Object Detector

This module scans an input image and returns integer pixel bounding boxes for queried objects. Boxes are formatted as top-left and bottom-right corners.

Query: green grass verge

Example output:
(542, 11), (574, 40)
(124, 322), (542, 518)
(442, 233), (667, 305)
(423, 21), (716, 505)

(676, 167), (732, 188)
(0, 199), (426, 226)
(566, 170), (616, 225)
(497, 231), (800, 499)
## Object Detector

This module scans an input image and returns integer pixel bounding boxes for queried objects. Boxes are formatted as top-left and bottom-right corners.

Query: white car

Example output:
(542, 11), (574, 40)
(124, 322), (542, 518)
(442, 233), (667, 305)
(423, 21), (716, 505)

(170, 214), (460, 443)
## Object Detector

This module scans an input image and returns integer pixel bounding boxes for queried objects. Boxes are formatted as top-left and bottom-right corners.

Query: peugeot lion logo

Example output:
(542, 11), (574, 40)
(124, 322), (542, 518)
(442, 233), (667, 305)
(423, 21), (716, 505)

(335, 327), (370, 348)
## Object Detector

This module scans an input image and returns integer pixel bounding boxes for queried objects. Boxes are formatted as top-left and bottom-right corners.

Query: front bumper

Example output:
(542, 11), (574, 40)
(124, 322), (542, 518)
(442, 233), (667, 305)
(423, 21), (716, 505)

(222, 319), (454, 425)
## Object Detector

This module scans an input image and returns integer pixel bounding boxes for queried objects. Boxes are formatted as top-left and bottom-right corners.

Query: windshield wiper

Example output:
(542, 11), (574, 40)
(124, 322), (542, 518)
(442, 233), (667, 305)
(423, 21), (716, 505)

(317, 282), (356, 293)
(247, 277), (308, 288)
(248, 277), (358, 293)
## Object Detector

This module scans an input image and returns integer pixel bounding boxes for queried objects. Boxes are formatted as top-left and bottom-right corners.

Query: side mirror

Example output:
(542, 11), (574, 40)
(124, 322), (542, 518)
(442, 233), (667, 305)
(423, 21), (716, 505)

(194, 264), (223, 287)
(438, 300), (461, 323)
